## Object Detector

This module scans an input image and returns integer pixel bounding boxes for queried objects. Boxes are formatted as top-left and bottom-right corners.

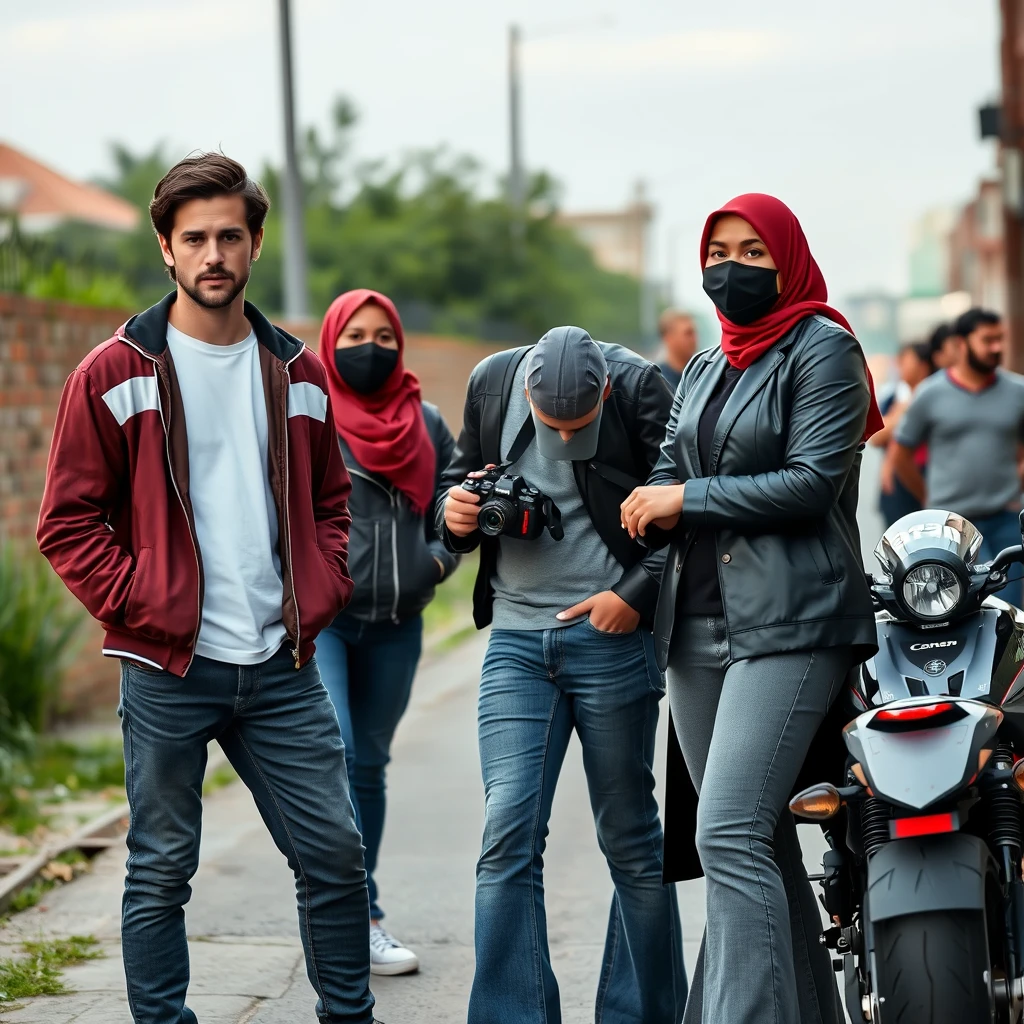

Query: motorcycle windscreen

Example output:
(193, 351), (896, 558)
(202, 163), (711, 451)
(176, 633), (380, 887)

(875, 510), (983, 578)
(844, 698), (1001, 811)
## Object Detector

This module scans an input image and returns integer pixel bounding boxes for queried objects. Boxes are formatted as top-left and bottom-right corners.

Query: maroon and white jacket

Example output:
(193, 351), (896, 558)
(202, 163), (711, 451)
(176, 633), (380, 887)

(37, 293), (354, 677)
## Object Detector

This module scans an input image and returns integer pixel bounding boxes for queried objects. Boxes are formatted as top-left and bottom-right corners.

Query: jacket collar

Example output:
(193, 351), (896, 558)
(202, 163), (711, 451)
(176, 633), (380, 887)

(120, 291), (304, 363)
(683, 326), (806, 475)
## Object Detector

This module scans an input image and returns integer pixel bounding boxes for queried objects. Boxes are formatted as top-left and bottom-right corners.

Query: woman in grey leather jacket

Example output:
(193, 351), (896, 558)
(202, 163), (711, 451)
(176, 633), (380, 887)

(621, 194), (884, 1024)
(316, 289), (458, 976)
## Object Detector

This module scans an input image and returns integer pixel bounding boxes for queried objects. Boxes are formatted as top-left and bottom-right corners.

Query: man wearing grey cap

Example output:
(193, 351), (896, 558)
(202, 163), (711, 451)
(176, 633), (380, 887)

(437, 326), (686, 1024)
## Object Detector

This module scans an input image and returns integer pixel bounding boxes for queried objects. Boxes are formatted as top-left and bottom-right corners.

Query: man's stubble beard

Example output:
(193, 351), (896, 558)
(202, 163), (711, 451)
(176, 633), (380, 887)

(179, 263), (252, 310)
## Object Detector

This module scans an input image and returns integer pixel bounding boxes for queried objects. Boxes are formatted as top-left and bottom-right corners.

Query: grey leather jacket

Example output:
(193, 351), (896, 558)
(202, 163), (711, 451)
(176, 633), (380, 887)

(646, 315), (879, 670)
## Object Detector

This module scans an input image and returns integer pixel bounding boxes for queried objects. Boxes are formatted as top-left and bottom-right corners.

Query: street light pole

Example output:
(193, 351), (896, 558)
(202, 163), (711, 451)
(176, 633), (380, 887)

(508, 24), (525, 241)
(277, 0), (309, 320)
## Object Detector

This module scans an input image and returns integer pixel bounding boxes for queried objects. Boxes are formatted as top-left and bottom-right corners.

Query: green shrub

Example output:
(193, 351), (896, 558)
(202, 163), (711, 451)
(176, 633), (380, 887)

(0, 545), (84, 740)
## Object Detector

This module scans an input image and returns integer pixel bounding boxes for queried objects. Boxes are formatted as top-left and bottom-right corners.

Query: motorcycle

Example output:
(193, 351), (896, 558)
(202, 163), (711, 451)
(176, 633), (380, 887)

(793, 508), (1024, 1024)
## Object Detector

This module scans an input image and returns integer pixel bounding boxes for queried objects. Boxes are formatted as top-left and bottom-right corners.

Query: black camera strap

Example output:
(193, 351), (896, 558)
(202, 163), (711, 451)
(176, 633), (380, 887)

(501, 414), (564, 542)
(502, 414), (537, 468)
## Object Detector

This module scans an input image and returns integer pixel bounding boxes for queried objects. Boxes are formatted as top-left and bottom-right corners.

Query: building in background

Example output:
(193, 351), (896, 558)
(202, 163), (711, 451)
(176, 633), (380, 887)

(846, 205), (975, 359)
(948, 177), (1005, 312)
(0, 142), (139, 235)
(559, 181), (658, 346)
(559, 181), (652, 279)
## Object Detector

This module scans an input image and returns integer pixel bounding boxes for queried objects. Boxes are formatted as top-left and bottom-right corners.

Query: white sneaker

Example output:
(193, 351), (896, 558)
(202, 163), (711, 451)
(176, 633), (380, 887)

(370, 922), (420, 976)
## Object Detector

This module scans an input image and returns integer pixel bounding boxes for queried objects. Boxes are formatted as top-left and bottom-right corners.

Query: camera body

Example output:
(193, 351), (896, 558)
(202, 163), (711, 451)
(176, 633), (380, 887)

(462, 468), (563, 541)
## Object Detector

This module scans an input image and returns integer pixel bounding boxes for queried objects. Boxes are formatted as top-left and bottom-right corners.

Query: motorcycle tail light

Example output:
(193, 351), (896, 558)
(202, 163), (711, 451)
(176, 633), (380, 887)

(870, 702), (968, 732)
(789, 784), (842, 821)
(877, 702), (952, 722)
(890, 811), (957, 839)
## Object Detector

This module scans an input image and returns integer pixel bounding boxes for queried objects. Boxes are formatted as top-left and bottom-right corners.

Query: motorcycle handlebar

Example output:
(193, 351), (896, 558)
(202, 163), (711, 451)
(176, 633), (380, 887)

(987, 544), (1024, 576)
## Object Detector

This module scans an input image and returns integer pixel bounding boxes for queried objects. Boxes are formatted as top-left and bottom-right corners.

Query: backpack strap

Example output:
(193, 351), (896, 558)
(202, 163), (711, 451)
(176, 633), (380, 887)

(479, 346), (530, 466)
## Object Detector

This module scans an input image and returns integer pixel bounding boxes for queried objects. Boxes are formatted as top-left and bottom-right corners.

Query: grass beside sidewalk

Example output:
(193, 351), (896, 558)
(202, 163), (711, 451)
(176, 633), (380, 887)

(422, 549), (477, 642)
(0, 935), (101, 1003)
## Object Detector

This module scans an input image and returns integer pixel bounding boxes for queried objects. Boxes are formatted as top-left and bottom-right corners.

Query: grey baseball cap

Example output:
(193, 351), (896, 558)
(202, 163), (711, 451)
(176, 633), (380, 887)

(524, 326), (609, 461)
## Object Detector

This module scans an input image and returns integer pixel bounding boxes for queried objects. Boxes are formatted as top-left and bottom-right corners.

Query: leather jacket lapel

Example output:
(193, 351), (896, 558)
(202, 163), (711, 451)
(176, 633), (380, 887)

(708, 345), (787, 473)
(674, 350), (725, 478)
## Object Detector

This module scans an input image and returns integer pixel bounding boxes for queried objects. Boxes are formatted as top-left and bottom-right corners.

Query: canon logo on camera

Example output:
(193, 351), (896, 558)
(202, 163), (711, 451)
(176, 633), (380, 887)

(909, 640), (958, 651)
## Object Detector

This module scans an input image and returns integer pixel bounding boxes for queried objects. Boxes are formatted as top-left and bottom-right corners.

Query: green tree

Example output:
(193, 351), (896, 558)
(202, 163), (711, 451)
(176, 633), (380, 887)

(8, 102), (642, 344)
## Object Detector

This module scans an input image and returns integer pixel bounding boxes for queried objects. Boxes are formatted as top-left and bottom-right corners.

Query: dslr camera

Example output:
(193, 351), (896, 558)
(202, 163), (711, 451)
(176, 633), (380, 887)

(462, 468), (563, 541)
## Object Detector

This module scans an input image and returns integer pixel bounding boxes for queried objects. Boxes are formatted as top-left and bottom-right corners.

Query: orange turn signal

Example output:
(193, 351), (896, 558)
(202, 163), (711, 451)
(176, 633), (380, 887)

(1013, 758), (1024, 793)
(789, 784), (843, 821)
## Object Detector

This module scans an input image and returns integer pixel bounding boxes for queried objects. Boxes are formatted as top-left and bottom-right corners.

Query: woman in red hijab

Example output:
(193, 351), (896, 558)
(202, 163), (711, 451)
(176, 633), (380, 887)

(316, 289), (458, 976)
(621, 195), (882, 1024)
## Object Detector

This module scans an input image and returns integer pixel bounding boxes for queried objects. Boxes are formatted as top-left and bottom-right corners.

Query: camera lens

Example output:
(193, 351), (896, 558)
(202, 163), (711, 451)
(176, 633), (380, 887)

(478, 498), (515, 537)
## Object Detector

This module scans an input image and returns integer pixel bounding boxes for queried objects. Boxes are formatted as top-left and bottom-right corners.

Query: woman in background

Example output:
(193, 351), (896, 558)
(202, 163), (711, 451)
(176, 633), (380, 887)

(317, 289), (458, 976)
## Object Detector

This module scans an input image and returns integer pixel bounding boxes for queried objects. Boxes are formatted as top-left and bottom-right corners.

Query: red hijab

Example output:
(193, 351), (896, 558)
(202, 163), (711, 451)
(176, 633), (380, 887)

(701, 193), (883, 440)
(318, 290), (436, 515)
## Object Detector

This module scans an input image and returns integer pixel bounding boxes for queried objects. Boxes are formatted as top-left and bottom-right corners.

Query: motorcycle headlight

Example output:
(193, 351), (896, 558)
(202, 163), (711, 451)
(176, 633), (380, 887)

(901, 562), (963, 620)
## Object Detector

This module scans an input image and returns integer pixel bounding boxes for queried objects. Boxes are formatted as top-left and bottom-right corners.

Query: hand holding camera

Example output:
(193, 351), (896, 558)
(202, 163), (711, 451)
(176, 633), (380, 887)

(444, 465), (563, 541)
(444, 468), (491, 538)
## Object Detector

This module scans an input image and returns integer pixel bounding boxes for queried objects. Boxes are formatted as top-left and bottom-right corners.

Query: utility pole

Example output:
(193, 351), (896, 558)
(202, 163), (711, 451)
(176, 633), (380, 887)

(277, 0), (309, 319)
(1000, 0), (1024, 371)
(508, 24), (525, 242)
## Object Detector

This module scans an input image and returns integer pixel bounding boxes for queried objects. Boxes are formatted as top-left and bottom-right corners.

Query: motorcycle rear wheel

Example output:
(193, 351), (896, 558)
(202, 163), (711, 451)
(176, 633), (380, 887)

(873, 910), (993, 1023)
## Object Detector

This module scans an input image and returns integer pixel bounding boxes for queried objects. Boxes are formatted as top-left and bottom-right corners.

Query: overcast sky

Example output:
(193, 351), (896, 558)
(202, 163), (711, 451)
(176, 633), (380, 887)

(1, 1), (1000, 314)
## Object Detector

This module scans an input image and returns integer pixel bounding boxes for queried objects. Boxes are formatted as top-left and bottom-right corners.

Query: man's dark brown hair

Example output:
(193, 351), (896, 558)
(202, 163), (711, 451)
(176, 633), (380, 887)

(149, 153), (270, 278)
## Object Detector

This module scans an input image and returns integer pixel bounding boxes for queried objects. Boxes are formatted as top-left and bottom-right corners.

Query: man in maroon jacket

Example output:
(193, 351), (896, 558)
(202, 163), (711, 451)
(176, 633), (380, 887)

(37, 154), (379, 1024)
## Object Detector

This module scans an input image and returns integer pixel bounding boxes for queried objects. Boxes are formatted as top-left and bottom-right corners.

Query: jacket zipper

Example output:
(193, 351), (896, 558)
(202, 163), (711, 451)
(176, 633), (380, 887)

(390, 489), (400, 624)
(283, 348), (303, 667)
(371, 522), (381, 622)
(350, 468), (399, 624)
(116, 332), (203, 674)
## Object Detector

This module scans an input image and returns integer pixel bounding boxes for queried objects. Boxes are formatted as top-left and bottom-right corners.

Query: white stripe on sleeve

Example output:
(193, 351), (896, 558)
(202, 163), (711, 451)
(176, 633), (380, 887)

(101, 375), (160, 426)
(287, 381), (328, 422)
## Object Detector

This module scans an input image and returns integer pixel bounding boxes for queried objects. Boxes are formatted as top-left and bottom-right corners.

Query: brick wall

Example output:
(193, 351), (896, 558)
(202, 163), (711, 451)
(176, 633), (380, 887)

(0, 294), (505, 716)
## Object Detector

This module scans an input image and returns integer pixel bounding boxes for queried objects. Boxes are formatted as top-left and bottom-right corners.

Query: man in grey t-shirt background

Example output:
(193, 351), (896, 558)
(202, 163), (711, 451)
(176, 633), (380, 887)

(893, 307), (1024, 606)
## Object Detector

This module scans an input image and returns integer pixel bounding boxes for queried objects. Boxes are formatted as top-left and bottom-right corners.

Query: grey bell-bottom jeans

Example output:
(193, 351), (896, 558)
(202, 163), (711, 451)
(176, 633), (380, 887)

(668, 615), (850, 1024)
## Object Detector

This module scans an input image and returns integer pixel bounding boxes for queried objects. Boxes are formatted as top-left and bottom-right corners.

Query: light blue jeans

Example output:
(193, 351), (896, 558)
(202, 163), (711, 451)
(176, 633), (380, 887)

(469, 621), (687, 1024)
(316, 612), (424, 921)
(117, 647), (373, 1024)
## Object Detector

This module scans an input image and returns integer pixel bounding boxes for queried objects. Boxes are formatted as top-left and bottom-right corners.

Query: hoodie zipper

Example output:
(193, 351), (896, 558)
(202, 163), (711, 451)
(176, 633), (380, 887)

(116, 331), (203, 675)
(283, 347), (304, 667)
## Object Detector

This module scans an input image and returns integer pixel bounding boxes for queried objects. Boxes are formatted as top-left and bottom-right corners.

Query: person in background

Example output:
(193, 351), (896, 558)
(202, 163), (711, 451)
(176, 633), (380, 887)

(892, 307), (1024, 606)
(656, 308), (699, 390)
(36, 154), (378, 1024)
(928, 321), (961, 370)
(870, 340), (934, 526)
(316, 289), (459, 977)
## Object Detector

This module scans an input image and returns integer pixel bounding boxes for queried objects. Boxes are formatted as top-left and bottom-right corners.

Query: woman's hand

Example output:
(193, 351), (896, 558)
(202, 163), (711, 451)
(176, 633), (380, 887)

(620, 484), (685, 539)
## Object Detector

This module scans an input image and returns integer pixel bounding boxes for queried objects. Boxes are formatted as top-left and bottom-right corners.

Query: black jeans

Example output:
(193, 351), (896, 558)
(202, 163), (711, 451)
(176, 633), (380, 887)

(668, 616), (850, 1024)
(118, 646), (374, 1024)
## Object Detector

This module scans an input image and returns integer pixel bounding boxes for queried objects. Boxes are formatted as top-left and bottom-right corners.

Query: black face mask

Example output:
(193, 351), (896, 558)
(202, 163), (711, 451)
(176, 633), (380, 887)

(334, 343), (399, 394)
(702, 261), (779, 325)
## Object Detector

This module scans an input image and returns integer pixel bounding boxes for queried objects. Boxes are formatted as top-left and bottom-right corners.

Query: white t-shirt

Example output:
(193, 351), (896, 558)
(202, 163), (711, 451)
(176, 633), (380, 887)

(166, 322), (288, 664)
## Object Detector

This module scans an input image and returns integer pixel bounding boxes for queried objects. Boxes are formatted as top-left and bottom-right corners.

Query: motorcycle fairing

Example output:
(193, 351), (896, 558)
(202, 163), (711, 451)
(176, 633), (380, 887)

(844, 697), (1002, 811)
